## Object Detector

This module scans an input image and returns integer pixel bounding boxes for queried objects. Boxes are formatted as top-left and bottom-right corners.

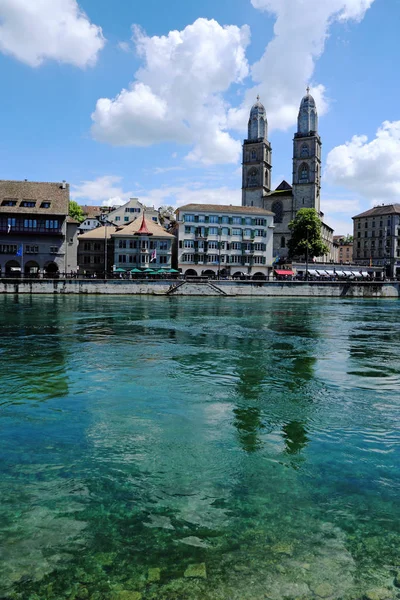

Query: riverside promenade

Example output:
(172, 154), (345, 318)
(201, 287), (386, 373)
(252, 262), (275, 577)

(0, 278), (399, 297)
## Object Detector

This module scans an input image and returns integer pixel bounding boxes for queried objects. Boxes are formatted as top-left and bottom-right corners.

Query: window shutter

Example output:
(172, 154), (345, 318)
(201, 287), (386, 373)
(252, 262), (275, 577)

(205, 228), (209, 237)
(205, 216), (209, 223)
(195, 215), (199, 223)
(179, 241), (182, 249)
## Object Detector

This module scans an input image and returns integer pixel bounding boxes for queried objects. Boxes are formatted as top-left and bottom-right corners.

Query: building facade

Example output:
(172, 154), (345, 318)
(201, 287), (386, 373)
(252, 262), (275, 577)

(0, 179), (78, 275)
(106, 198), (160, 227)
(334, 235), (353, 264)
(112, 214), (174, 271)
(78, 225), (116, 277)
(353, 204), (400, 277)
(242, 91), (334, 262)
(176, 204), (274, 279)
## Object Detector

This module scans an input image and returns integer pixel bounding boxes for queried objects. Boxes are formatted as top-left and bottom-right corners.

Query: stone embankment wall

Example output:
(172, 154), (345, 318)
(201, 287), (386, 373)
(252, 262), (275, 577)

(0, 278), (399, 297)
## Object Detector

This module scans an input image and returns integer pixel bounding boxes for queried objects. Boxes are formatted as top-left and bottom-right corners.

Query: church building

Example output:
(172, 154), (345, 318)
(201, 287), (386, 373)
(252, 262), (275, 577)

(242, 90), (334, 261)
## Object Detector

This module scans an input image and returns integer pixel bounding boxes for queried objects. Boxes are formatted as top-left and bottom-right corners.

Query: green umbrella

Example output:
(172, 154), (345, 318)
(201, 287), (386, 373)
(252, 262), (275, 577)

(142, 268), (156, 273)
(154, 269), (166, 274)
(130, 268), (142, 273)
(115, 268), (126, 273)
(166, 268), (180, 273)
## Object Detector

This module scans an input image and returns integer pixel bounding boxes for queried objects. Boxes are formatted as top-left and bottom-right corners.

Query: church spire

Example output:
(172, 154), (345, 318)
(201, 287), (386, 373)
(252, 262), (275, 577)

(297, 87), (318, 137)
(247, 96), (268, 141)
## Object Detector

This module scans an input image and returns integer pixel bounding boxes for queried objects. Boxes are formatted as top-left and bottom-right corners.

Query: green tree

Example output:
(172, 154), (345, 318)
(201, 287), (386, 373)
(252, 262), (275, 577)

(287, 208), (329, 260)
(69, 201), (85, 223)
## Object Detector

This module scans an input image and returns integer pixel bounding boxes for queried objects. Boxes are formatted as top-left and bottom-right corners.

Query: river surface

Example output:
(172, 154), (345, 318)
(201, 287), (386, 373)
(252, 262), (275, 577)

(0, 296), (400, 600)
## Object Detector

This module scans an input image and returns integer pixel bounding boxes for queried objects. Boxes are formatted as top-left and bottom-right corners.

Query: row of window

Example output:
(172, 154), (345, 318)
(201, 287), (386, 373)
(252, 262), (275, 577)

(184, 226), (266, 238)
(114, 215), (158, 222)
(0, 244), (58, 254)
(357, 219), (392, 228)
(357, 230), (395, 238)
(83, 255), (104, 264)
(118, 254), (169, 264)
(125, 207), (141, 213)
(1, 200), (51, 208)
(183, 215), (267, 226)
(118, 240), (169, 250)
(355, 250), (395, 259)
(181, 254), (266, 265)
(356, 240), (391, 249)
(181, 240), (266, 251)
(4, 218), (59, 229)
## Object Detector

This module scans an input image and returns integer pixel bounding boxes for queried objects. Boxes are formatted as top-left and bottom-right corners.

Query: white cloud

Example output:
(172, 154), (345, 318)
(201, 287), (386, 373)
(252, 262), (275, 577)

(325, 121), (400, 204)
(91, 18), (250, 164)
(70, 175), (240, 210)
(0, 0), (105, 68)
(228, 0), (375, 133)
(138, 183), (241, 209)
(71, 175), (133, 205)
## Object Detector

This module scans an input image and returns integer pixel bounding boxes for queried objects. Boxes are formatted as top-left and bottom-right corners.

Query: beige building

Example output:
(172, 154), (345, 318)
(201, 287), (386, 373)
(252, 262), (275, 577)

(112, 214), (174, 272)
(176, 204), (274, 279)
(353, 204), (400, 277)
(78, 225), (117, 277)
(334, 235), (353, 264)
(106, 198), (160, 227)
(0, 179), (78, 276)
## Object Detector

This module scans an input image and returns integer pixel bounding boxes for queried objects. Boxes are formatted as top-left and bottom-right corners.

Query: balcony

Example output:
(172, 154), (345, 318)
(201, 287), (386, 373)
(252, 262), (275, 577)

(0, 225), (63, 236)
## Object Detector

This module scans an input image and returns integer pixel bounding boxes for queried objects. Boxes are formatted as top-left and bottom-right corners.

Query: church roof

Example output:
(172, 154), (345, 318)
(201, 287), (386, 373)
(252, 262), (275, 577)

(112, 216), (174, 238)
(353, 204), (400, 218)
(275, 180), (292, 191)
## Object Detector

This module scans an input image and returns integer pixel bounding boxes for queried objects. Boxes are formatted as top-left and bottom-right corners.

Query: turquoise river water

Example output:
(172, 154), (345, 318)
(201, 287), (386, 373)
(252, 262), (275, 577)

(0, 296), (400, 600)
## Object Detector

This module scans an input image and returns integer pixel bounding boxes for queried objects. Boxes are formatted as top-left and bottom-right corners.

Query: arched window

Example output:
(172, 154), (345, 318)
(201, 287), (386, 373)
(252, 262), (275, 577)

(247, 168), (258, 187)
(272, 201), (283, 223)
(281, 236), (286, 248)
(301, 144), (309, 158)
(299, 163), (309, 183)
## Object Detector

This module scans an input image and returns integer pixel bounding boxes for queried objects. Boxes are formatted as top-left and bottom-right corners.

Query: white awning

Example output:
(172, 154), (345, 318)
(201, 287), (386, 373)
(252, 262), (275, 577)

(336, 271), (346, 277)
(361, 271), (370, 277)
(308, 270), (320, 276)
(351, 271), (363, 278)
(324, 270), (335, 275)
(343, 271), (354, 276)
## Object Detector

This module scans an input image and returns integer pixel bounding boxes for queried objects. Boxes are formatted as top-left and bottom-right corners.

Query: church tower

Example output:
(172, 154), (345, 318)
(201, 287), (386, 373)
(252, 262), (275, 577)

(292, 88), (322, 214)
(242, 97), (272, 208)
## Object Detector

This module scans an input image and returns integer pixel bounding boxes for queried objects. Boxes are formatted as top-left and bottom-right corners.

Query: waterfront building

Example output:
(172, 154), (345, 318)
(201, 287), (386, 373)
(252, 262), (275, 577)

(353, 204), (400, 277)
(175, 204), (274, 278)
(334, 235), (353, 264)
(0, 179), (78, 276)
(77, 224), (116, 277)
(112, 214), (174, 272)
(105, 198), (160, 227)
(242, 91), (334, 262)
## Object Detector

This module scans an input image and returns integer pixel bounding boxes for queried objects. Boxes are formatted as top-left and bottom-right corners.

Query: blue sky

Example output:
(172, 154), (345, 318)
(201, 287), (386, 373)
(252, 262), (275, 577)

(0, 0), (399, 235)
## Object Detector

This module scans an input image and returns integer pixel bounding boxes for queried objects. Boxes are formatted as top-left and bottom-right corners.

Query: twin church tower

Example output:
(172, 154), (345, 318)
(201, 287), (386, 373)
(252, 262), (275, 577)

(242, 90), (327, 258)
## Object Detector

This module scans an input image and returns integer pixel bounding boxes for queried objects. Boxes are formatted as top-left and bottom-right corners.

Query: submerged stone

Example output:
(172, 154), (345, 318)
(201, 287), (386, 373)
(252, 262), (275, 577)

(148, 567), (161, 582)
(364, 588), (393, 600)
(313, 582), (334, 598)
(184, 563), (207, 579)
(271, 542), (294, 556)
(394, 573), (400, 588)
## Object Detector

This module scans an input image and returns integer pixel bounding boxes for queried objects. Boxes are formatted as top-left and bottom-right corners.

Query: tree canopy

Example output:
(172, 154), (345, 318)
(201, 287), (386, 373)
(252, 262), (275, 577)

(287, 208), (329, 260)
(69, 201), (85, 223)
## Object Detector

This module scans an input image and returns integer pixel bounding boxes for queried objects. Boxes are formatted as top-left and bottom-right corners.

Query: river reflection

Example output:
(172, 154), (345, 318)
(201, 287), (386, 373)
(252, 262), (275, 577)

(1, 296), (400, 600)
